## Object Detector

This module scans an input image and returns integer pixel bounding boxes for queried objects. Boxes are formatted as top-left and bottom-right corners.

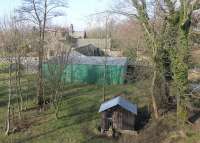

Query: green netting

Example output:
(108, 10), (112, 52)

(43, 64), (126, 85)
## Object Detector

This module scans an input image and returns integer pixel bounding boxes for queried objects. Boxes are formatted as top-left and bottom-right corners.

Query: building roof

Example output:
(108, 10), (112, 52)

(72, 56), (127, 66)
(99, 96), (137, 115)
(77, 38), (111, 49)
(69, 31), (85, 39)
(70, 50), (86, 57)
(75, 44), (107, 56)
(192, 9), (200, 32)
(47, 52), (128, 66)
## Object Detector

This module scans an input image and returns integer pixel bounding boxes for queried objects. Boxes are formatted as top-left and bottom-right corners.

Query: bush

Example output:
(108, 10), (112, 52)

(0, 63), (25, 73)
(0, 63), (9, 73)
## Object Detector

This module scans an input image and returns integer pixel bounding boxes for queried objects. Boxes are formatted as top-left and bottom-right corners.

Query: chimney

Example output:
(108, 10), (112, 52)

(83, 31), (87, 39)
(70, 24), (74, 33)
(65, 27), (70, 40)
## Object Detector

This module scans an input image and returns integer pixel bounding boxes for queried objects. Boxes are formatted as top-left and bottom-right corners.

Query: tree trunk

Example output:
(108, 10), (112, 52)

(25, 58), (29, 110)
(17, 56), (23, 111)
(17, 97), (22, 120)
(15, 56), (22, 120)
(25, 80), (29, 110)
(55, 105), (59, 120)
(5, 61), (12, 136)
(151, 70), (159, 119)
(37, 47), (44, 107)
(37, 25), (44, 108)
(37, 0), (47, 108)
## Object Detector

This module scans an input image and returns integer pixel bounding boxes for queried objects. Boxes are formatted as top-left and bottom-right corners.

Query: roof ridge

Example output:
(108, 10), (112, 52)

(99, 96), (137, 114)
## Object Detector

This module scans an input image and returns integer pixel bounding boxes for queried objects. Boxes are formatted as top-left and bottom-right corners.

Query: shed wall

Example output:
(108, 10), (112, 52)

(101, 107), (136, 132)
(112, 108), (123, 129)
(112, 108), (135, 130)
(101, 112), (110, 131)
(43, 64), (126, 85)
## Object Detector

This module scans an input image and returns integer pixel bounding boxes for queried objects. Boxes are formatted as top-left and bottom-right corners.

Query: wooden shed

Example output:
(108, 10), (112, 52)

(99, 96), (137, 134)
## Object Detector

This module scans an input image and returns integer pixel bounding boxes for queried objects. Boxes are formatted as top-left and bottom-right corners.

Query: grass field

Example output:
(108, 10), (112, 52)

(0, 73), (151, 143)
(0, 71), (200, 143)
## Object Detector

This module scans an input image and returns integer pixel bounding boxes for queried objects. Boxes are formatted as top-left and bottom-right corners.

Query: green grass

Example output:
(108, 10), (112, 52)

(0, 63), (9, 68)
(1, 73), (200, 143)
(0, 73), (152, 143)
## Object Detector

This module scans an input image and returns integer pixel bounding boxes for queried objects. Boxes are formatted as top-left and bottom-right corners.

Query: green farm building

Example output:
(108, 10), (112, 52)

(43, 52), (128, 85)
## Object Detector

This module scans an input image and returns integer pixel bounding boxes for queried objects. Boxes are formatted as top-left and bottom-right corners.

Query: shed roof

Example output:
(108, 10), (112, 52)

(47, 52), (128, 66)
(99, 96), (137, 115)
(70, 56), (127, 66)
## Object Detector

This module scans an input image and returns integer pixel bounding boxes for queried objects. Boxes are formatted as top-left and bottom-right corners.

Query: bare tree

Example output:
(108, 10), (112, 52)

(14, 21), (27, 115)
(16, 0), (68, 108)
(45, 35), (72, 119)
(1, 18), (15, 135)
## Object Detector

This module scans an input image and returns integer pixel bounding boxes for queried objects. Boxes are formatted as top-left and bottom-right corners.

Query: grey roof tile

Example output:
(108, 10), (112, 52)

(47, 52), (128, 66)
(99, 96), (137, 115)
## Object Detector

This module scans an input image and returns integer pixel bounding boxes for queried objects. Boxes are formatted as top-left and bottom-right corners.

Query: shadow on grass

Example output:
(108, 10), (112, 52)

(15, 104), (99, 143)
(0, 86), (37, 108)
(80, 135), (116, 143)
(0, 86), (10, 109)
(3, 83), (126, 143)
(14, 84), (101, 143)
(62, 85), (98, 99)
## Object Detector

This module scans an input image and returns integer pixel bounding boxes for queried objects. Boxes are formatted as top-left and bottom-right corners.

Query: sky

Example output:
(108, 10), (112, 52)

(0, 0), (113, 30)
